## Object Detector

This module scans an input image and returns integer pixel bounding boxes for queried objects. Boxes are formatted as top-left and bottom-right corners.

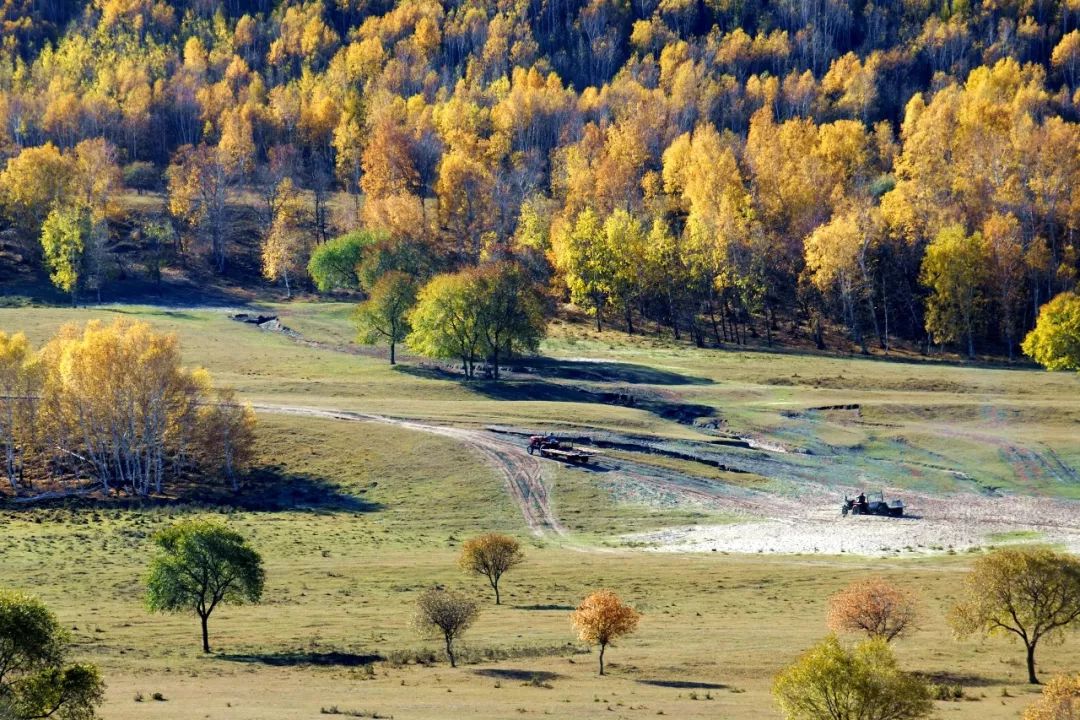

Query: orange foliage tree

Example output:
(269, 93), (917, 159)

(827, 577), (917, 642)
(571, 589), (641, 675)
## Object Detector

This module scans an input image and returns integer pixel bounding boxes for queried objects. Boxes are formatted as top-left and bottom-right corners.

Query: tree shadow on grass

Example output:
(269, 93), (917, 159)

(218, 650), (382, 667)
(514, 604), (576, 611)
(473, 669), (563, 682)
(222, 465), (383, 513)
(394, 358), (712, 386)
(638, 679), (727, 690)
(915, 671), (1001, 688)
(394, 362), (720, 426)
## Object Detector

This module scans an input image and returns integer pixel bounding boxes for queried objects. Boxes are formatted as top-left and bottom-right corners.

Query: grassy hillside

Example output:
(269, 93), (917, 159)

(1, 303), (1078, 718)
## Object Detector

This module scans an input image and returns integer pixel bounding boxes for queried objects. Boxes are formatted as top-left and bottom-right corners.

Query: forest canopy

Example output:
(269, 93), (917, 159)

(2, 0), (1080, 359)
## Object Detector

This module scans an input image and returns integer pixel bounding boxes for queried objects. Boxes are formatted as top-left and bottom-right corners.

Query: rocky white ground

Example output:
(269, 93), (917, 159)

(626, 493), (1080, 555)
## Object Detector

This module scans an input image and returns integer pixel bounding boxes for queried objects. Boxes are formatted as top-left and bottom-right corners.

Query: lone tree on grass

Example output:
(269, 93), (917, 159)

(950, 547), (1080, 684)
(146, 521), (265, 654)
(571, 589), (640, 675)
(413, 588), (480, 668)
(353, 270), (418, 365)
(827, 577), (917, 642)
(0, 590), (105, 720)
(1023, 673), (1080, 720)
(773, 635), (933, 720)
(459, 533), (525, 605)
(1023, 291), (1080, 372)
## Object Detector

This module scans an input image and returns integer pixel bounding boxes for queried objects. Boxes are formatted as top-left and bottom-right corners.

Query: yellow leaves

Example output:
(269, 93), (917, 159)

(436, 147), (496, 257)
(773, 636), (933, 720)
(820, 52), (880, 119)
(262, 178), (313, 295)
(804, 209), (863, 293)
(1023, 672), (1080, 720)
(1052, 30), (1080, 87)
(269, 1), (340, 68)
(20, 318), (255, 494)
(0, 142), (74, 230)
(459, 533), (524, 602)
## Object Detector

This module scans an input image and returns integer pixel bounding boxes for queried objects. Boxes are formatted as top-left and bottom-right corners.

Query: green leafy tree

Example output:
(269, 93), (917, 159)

(554, 208), (612, 331)
(40, 206), (90, 306)
(773, 635), (933, 720)
(473, 262), (546, 379)
(307, 230), (384, 292)
(1022, 292), (1080, 372)
(920, 224), (989, 359)
(0, 590), (105, 720)
(407, 265), (545, 379)
(146, 521), (265, 654)
(354, 271), (418, 364)
(407, 271), (484, 378)
(950, 547), (1080, 684)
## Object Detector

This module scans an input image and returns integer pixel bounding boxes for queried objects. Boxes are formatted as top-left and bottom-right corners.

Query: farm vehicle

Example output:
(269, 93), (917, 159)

(527, 435), (595, 465)
(842, 491), (905, 517)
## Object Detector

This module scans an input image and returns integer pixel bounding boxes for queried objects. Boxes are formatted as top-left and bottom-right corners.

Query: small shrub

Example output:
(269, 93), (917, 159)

(151, 692), (166, 702)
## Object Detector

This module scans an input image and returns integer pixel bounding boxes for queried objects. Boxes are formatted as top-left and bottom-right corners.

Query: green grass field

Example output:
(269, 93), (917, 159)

(1, 302), (1078, 719)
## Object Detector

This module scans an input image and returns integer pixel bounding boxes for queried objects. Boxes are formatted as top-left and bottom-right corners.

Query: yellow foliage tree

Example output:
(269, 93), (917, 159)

(950, 547), (1080, 684)
(458, 533), (524, 605)
(1024, 673), (1080, 720)
(261, 178), (313, 297)
(0, 332), (43, 489)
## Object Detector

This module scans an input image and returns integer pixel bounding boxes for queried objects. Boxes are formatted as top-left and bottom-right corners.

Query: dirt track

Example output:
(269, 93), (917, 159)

(255, 404), (1080, 556)
(252, 404), (567, 537)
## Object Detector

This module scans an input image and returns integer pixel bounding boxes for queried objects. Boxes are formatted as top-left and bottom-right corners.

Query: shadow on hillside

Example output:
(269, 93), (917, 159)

(218, 650), (382, 667)
(473, 668), (563, 682)
(469, 380), (719, 426)
(393, 358), (712, 387)
(638, 679), (727, 690)
(231, 465), (382, 513)
(511, 358), (712, 386)
(394, 361), (720, 426)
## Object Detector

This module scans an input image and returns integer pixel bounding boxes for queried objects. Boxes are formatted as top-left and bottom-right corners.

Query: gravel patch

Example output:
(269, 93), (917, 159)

(626, 493), (1080, 556)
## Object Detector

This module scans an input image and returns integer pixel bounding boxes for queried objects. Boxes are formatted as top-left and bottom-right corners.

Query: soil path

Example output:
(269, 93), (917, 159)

(252, 404), (567, 537)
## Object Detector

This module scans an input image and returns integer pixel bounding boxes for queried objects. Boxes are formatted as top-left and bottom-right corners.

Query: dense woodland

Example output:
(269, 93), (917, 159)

(2, 0), (1080, 359)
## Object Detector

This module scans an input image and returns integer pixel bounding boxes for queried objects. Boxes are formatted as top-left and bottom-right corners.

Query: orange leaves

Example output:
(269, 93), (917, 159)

(571, 589), (641, 648)
(826, 577), (917, 642)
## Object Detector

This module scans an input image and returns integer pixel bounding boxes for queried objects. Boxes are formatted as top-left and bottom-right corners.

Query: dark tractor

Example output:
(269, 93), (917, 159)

(527, 435), (594, 464)
(842, 491), (905, 517)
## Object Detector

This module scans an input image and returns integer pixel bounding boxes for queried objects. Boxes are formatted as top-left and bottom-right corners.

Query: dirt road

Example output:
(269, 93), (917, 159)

(254, 404), (1080, 556)
(252, 404), (567, 537)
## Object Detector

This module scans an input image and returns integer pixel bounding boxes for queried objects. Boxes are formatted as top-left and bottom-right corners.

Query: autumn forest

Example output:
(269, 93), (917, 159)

(3, 0), (1080, 360)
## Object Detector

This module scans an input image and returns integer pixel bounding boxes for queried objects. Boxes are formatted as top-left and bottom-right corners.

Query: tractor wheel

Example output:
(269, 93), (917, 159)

(527, 445), (535, 455)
